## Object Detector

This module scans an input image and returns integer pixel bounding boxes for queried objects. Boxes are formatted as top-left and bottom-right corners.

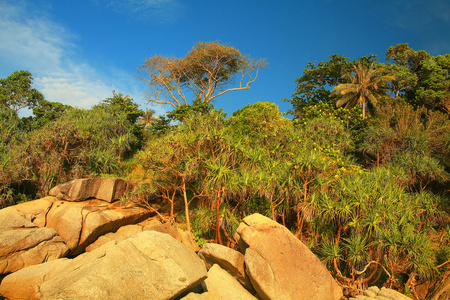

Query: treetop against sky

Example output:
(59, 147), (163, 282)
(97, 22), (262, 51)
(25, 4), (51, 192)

(0, 0), (449, 116)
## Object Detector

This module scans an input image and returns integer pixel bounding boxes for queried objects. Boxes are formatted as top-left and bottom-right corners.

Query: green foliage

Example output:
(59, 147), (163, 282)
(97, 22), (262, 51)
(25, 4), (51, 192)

(331, 62), (396, 119)
(3, 104), (140, 199)
(0, 70), (44, 112)
(284, 54), (354, 114)
(0, 108), (26, 207)
(359, 100), (450, 192)
(103, 91), (143, 124)
(167, 99), (214, 122)
(22, 99), (72, 130)
(386, 43), (450, 114)
(311, 166), (447, 283)
(284, 54), (377, 116)
(229, 101), (288, 139)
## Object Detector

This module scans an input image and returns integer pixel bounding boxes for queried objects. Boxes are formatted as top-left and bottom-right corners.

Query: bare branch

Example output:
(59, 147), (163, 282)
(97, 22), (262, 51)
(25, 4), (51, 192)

(136, 42), (267, 108)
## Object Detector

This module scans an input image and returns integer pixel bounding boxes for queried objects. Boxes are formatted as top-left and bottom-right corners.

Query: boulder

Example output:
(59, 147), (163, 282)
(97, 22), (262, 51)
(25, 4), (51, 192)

(10, 196), (56, 227)
(45, 199), (153, 255)
(0, 205), (68, 275)
(236, 213), (343, 300)
(48, 177), (137, 203)
(144, 224), (200, 252)
(198, 243), (254, 292)
(428, 270), (450, 300)
(87, 224), (200, 253)
(348, 286), (410, 300)
(181, 292), (209, 300)
(201, 264), (257, 300)
(0, 258), (71, 300)
(85, 224), (143, 252)
(1, 231), (208, 300)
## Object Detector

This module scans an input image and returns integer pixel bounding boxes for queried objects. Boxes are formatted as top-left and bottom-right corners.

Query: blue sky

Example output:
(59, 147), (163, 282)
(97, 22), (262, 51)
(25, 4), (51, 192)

(1, 0), (449, 117)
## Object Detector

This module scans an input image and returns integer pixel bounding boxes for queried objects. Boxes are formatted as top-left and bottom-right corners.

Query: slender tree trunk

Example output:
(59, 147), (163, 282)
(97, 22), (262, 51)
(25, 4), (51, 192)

(362, 100), (366, 119)
(170, 191), (175, 223)
(215, 189), (222, 245)
(182, 179), (191, 232)
(270, 195), (276, 221)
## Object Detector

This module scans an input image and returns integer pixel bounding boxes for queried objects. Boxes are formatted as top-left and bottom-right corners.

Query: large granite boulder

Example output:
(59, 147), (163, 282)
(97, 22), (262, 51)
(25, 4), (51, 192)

(235, 213), (343, 300)
(0, 258), (71, 300)
(45, 199), (153, 256)
(85, 224), (144, 252)
(349, 286), (411, 300)
(428, 270), (450, 300)
(86, 223), (200, 253)
(0, 231), (208, 300)
(198, 243), (254, 292)
(49, 177), (137, 202)
(144, 224), (200, 252)
(0, 203), (68, 275)
(201, 264), (257, 300)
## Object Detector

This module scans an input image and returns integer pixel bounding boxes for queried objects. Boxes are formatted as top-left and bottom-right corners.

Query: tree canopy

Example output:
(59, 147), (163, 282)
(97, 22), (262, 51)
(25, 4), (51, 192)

(0, 70), (44, 112)
(386, 43), (450, 114)
(136, 41), (267, 108)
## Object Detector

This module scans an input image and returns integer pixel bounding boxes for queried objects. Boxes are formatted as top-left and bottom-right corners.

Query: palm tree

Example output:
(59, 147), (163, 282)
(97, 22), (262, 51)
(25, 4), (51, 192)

(331, 62), (395, 119)
(138, 109), (157, 128)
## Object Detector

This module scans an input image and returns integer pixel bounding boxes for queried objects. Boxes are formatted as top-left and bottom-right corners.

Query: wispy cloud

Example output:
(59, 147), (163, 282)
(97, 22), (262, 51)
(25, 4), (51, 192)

(95, 0), (184, 23)
(0, 1), (68, 74)
(0, 1), (163, 115)
(384, 0), (450, 29)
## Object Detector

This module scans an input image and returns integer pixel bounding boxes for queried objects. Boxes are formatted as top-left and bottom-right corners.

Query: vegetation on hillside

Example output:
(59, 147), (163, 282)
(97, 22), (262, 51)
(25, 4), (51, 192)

(1, 43), (449, 297)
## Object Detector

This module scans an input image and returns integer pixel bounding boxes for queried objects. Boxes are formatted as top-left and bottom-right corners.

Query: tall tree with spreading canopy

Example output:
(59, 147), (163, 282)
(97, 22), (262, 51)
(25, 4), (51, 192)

(136, 41), (267, 108)
(331, 62), (395, 118)
(283, 54), (378, 117)
(0, 70), (44, 112)
(386, 43), (450, 114)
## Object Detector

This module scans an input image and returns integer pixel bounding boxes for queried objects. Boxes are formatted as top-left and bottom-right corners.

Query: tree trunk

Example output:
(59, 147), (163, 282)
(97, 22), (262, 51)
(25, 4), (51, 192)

(362, 100), (366, 119)
(182, 179), (191, 232)
(270, 195), (276, 221)
(215, 189), (222, 245)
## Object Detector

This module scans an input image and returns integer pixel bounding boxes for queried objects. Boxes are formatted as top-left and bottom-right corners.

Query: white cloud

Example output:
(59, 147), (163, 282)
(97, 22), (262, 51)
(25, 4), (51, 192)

(0, 2), (67, 74)
(0, 0), (165, 115)
(95, 0), (184, 23)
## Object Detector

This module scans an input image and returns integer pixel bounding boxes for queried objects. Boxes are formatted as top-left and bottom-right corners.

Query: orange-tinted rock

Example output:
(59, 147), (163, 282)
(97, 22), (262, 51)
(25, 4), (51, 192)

(0, 258), (71, 300)
(0, 204), (68, 275)
(236, 213), (343, 300)
(45, 199), (153, 255)
(198, 243), (254, 293)
(144, 224), (200, 252)
(39, 231), (206, 299)
(49, 177), (137, 203)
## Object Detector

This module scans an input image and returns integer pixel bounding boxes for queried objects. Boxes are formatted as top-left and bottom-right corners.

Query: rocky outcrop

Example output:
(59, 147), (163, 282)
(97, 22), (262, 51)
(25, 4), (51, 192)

(49, 177), (137, 202)
(349, 286), (411, 299)
(85, 224), (144, 252)
(0, 231), (208, 300)
(45, 199), (152, 256)
(428, 270), (450, 300)
(201, 264), (257, 300)
(0, 258), (71, 300)
(86, 224), (200, 253)
(0, 178), (153, 275)
(144, 224), (201, 252)
(198, 242), (254, 292)
(235, 213), (343, 300)
(0, 202), (68, 275)
(1, 201), (412, 300)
